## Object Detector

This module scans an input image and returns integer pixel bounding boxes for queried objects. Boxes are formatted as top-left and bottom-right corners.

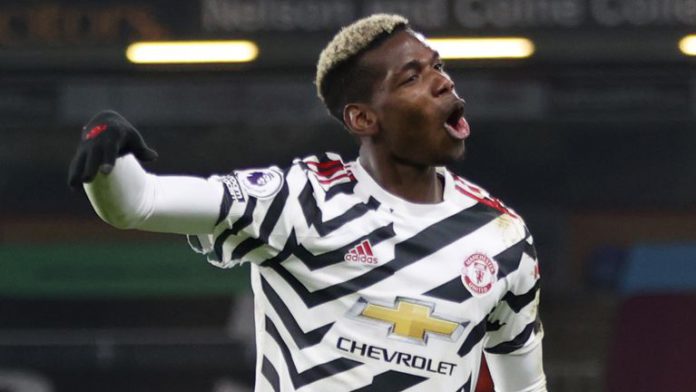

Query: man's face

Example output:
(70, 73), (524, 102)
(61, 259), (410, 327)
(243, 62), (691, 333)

(361, 30), (470, 166)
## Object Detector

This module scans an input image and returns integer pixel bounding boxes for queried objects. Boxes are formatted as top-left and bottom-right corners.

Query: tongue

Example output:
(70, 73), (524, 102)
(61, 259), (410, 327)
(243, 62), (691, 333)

(445, 117), (470, 140)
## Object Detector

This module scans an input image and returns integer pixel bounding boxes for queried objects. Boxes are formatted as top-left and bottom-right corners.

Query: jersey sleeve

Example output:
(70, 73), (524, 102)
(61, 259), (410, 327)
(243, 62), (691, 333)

(483, 233), (545, 391)
(188, 163), (305, 269)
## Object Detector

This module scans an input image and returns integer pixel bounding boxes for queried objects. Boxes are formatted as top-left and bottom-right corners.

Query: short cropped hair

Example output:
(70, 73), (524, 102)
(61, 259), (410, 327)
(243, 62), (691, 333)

(315, 14), (409, 125)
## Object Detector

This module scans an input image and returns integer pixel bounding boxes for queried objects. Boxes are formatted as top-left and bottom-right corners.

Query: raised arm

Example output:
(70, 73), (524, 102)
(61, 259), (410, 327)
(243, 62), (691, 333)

(68, 110), (222, 235)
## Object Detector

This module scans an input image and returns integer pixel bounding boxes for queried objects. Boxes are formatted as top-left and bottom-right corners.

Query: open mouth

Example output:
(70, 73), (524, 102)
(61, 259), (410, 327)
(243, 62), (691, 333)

(444, 101), (470, 140)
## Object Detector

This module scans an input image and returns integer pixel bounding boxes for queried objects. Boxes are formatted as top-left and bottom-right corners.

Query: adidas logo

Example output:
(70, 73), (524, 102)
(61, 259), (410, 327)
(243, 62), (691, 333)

(344, 240), (379, 265)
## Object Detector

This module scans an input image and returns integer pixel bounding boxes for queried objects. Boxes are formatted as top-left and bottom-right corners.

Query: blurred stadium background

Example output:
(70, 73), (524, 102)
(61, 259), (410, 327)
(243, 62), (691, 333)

(1, 0), (696, 391)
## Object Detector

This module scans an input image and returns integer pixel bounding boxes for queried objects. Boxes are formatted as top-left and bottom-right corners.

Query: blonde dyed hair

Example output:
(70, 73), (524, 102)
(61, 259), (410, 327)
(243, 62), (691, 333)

(315, 13), (408, 104)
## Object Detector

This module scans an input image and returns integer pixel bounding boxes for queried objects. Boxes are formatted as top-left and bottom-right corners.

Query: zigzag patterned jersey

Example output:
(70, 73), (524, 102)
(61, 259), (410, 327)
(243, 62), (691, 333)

(188, 152), (542, 392)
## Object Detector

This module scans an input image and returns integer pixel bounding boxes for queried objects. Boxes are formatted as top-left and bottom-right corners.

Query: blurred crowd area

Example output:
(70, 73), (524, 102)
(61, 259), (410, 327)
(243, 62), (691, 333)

(2, 0), (696, 391)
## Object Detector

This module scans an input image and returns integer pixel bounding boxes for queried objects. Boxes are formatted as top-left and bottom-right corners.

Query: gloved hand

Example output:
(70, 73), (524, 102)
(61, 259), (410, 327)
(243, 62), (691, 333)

(67, 110), (158, 188)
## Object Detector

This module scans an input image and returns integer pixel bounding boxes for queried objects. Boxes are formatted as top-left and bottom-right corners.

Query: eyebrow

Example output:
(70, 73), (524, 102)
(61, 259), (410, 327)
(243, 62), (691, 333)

(396, 50), (441, 75)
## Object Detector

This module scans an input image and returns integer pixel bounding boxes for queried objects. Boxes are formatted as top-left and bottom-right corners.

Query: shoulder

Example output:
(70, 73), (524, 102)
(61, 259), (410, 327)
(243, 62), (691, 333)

(293, 152), (355, 179)
(448, 170), (520, 219)
(292, 152), (359, 200)
(446, 173), (541, 293)
(219, 153), (358, 203)
(448, 170), (535, 262)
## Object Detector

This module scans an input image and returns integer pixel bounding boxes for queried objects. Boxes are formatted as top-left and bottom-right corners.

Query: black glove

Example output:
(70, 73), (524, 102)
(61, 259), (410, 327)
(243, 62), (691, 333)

(67, 110), (158, 188)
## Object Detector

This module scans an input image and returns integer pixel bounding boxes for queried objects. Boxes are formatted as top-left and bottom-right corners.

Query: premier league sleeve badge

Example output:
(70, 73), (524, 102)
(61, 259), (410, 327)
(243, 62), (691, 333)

(236, 167), (284, 199)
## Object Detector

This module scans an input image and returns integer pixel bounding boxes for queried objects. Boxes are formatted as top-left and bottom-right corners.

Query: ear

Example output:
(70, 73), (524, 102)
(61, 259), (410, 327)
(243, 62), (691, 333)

(343, 103), (378, 137)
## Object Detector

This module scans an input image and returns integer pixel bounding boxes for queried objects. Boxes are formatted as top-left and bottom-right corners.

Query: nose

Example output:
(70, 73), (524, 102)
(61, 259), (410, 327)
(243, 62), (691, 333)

(432, 71), (455, 97)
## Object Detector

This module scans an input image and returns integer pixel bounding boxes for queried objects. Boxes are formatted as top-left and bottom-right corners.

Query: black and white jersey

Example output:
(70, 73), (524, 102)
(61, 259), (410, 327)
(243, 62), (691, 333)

(188, 152), (542, 392)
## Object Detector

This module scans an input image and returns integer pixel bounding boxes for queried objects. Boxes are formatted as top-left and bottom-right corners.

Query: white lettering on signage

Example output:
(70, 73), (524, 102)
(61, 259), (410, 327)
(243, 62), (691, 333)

(202, 0), (356, 32)
(363, 0), (449, 29)
(202, 0), (696, 32)
(590, 0), (696, 27)
(453, 0), (586, 28)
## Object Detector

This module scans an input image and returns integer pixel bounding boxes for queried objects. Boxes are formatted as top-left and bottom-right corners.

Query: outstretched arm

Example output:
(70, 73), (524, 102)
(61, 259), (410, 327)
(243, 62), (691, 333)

(69, 111), (222, 235)
(84, 154), (222, 234)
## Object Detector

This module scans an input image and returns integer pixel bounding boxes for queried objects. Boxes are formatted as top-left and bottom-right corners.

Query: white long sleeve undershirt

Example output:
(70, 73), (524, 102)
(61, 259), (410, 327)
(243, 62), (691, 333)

(83, 154), (223, 235)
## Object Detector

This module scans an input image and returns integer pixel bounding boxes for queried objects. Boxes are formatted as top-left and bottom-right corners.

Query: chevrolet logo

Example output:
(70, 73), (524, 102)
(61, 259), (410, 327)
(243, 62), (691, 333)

(357, 299), (462, 343)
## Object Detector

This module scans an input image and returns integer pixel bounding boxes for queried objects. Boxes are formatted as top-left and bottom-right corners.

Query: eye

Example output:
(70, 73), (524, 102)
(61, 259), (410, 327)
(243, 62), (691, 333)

(434, 62), (445, 71)
(402, 74), (419, 85)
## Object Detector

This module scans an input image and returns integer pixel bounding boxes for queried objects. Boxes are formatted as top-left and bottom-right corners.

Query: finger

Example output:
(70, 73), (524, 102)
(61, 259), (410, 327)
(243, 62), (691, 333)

(81, 146), (104, 183)
(126, 131), (158, 162)
(67, 149), (87, 188)
(134, 145), (159, 162)
(99, 144), (118, 175)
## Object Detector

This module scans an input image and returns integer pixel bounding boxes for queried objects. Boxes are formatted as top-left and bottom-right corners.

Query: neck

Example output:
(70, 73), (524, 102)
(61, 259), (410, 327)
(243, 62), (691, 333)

(359, 150), (443, 204)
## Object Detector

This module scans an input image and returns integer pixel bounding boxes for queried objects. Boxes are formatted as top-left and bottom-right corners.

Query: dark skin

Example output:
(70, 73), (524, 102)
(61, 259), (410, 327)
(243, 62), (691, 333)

(343, 30), (467, 204)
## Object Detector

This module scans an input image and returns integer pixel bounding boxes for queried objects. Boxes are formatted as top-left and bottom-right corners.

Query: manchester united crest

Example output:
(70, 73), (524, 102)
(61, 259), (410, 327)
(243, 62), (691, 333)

(461, 253), (498, 296)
